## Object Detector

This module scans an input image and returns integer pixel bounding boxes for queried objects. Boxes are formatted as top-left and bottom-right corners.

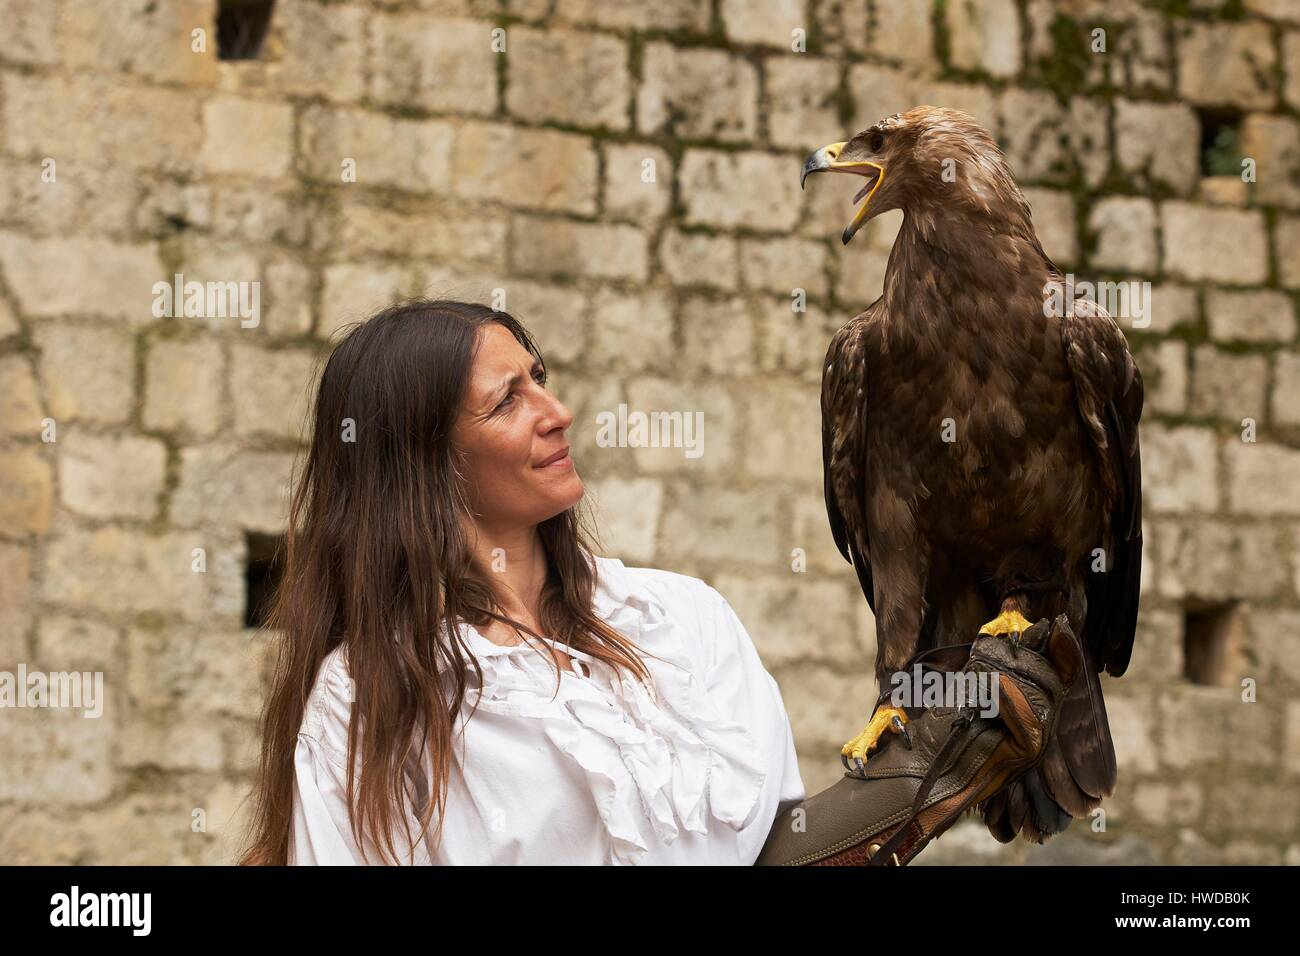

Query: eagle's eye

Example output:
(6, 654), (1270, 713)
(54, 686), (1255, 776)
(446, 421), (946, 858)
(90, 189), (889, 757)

(867, 132), (885, 152)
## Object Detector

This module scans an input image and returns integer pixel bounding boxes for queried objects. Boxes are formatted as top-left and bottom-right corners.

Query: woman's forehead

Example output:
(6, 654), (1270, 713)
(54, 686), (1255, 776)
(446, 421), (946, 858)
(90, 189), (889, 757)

(468, 324), (535, 391)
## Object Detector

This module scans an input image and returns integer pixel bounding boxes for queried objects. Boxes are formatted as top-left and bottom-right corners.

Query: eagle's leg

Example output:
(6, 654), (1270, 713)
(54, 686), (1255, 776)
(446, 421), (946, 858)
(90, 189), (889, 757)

(978, 593), (1033, 642)
(841, 704), (910, 774)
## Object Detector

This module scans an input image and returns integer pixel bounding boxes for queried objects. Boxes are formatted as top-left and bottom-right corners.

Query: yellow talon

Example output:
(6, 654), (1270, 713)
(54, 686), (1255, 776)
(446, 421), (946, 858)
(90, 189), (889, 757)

(841, 704), (909, 768)
(979, 608), (1034, 639)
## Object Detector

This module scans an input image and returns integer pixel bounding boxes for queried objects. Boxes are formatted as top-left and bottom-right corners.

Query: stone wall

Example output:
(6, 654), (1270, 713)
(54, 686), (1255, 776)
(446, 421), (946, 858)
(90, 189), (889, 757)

(0, 0), (1297, 864)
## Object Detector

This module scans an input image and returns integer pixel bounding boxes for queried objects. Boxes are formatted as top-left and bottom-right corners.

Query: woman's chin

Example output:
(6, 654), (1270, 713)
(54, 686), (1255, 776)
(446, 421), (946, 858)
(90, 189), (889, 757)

(533, 476), (585, 521)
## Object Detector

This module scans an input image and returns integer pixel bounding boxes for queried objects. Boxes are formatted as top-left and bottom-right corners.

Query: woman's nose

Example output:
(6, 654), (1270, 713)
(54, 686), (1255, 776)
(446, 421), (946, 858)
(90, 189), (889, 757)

(538, 391), (573, 432)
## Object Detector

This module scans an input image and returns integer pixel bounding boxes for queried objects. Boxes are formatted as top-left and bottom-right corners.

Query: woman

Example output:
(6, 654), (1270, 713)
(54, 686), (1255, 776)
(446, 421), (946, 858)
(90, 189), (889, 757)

(238, 298), (806, 865)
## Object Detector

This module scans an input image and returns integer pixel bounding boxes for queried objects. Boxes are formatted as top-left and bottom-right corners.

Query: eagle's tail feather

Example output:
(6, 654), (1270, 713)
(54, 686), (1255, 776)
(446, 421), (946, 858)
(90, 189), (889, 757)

(980, 768), (1073, 845)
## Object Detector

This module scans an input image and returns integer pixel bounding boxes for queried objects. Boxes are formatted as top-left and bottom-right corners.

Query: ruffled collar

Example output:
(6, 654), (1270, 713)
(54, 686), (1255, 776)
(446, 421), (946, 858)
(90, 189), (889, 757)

(453, 554), (767, 864)
(459, 555), (663, 661)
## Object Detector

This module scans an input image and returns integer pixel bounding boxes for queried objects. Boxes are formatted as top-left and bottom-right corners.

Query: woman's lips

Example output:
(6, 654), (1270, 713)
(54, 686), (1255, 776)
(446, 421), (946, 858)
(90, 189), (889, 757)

(535, 446), (571, 468)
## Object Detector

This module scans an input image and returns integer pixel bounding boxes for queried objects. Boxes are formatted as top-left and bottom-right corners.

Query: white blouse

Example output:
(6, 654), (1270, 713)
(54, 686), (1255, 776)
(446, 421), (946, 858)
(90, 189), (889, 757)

(288, 556), (806, 865)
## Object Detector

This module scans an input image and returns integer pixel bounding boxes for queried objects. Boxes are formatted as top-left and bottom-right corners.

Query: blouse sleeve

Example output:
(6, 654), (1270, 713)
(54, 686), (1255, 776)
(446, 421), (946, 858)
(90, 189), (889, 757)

(289, 652), (435, 866)
(699, 585), (807, 844)
(290, 732), (366, 865)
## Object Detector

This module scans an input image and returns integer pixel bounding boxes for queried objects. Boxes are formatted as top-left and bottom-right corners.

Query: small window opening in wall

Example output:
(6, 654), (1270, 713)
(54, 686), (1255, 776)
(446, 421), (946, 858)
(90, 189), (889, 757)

(1197, 108), (1243, 177)
(245, 531), (285, 628)
(217, 0), (276, 61)
(1182, 598), (1243, 687)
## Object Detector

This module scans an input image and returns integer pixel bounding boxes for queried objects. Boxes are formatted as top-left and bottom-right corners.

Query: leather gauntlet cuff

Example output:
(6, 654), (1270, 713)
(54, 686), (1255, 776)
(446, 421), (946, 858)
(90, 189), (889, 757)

(754, 614), (1083, 867)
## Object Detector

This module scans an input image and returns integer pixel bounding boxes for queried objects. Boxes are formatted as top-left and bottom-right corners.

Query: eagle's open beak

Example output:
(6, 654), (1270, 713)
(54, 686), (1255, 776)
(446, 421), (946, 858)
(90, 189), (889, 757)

(800, 141), (885, 245)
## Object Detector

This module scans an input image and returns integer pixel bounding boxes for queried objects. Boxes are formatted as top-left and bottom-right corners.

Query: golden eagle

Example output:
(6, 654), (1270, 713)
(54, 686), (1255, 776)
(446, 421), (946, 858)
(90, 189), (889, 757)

(801, 106), (1143, 843)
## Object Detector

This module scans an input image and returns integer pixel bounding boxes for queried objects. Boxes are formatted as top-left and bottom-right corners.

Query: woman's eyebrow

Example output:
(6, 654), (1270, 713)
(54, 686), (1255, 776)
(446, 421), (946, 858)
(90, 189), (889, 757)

(484, 360), (544, 406)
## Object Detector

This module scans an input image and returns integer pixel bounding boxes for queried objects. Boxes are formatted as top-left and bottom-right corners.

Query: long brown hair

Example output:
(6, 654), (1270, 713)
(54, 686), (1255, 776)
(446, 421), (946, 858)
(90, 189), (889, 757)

(238, 298), (653, 865)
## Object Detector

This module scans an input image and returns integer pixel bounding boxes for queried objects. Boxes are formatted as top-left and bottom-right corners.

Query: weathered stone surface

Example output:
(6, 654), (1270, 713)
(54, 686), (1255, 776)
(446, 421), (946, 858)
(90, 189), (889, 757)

(229, 345), (319, 441)
(1189, 346), (1268, 422)
(947, 0), (1021, 77)
(39, 526), (226, 623)
(201, 96), (293, 179)
(0, 355), (45, 439)
(510, 217), (649, 282)
(638, 44), (759, 143)
(1274, 352), (1300, 426)
(1089, 196), (1157, 273)
(678, 294), (755, 377)
(507, 28), (628, 129)
(453, 123), (597, 214)
(1156, 518), (1290, 602)
(1140, 424), (1220, 513)
(1144, 340), (1187, 416)
(1023, 188), (1078, 266)
(1176, 20), (1277, 109)
(602, 144), (672, 222)
(319, 262), (415, 340)
(4, 74), (202, 176)
(369, 16), (498, 115)
(1145, 284), (1199, 334)
(59, 432), (167, 521)
(766, 57), (844, 150)
(588, 289), (674, 373)
(1240, 114), (1300, 209)
(999, 90), (1107, 187)
(1225, 441), (1300, 516)
(713, 573), (862, 667)
(553, 0), (710, 32)
(679, 150), (802, 231)
(619, 377), (738, 476)
(1161, 203), (1268, 284)
(0, 233), (162, 322)
(1114, 100), (1201, 194)
(143, 337), (225, 437)
(0, 708), (114, 804)
(126, 626), (262, 717)
(33, 324), (135, 426)
(0, 541), (34, 661)
(0, 445), (54, 534)
(1206, 290), (1297, 344)
(267, 0), (367, 103)
(743, 382), (822, 483)
(719, 0), (806, 47)
(299, 106), (454, 193)
(2, 0), (59, 66)
(739, 237), (829, 296)
(659, 230), (740, 290)
(586, 477), (663, 563)
(1277, 214), (1300, 288)
(171, 445), (296, 532)
(660, 485), (779, 563)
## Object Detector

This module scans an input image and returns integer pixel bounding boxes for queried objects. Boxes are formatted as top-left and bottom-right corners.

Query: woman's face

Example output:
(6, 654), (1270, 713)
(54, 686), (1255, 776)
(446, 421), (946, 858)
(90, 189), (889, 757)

(452, 322), (583, 530)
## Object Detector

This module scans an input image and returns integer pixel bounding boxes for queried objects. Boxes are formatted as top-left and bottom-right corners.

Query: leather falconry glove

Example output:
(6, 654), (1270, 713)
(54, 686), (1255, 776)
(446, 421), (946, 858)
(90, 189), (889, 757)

(754, 613), (1084, 866)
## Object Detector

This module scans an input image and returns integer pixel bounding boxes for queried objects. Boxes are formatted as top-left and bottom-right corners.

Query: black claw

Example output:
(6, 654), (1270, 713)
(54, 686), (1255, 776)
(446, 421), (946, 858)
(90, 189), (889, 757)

(892, 715), (914, 749)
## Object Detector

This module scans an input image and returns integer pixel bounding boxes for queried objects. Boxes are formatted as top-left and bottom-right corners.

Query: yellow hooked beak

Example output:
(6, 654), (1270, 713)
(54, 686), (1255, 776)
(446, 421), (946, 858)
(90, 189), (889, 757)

(800, 141), (886, 245)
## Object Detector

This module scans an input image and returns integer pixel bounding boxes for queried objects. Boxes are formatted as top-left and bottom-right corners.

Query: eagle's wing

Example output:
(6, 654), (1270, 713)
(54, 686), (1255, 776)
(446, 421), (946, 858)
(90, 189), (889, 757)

(821, 302), (882, 613)
(1060, 293), (1144, 677)
(1046, 291), (1144, 806)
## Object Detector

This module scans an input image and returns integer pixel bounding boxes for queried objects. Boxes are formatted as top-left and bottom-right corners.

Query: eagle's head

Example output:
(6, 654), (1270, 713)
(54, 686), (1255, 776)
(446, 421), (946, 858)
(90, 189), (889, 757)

(801, 105), (1022, 245)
